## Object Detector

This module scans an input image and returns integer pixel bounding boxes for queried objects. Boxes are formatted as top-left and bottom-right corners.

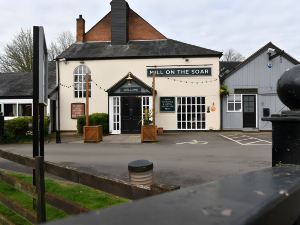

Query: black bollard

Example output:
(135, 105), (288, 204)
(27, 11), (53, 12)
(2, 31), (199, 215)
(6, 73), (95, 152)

(262, 65), (300, 166)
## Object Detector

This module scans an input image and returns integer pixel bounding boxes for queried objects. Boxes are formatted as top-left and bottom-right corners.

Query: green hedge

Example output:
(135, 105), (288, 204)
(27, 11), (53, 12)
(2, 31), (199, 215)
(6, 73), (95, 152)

(77, 113), (109, 135)
(1, 117), (50, 143)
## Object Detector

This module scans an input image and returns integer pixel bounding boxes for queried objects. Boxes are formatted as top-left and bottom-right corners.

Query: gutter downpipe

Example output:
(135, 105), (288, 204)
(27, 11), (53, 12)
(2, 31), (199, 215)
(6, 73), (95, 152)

(56, 60), (61, 143)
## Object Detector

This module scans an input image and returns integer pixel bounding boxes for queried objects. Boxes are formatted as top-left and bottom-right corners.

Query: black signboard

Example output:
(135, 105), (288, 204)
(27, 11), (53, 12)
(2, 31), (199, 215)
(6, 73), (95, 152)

(147, 67), (212, 77)
(120, 87), (141, 93)
(160, 97), (176, 112)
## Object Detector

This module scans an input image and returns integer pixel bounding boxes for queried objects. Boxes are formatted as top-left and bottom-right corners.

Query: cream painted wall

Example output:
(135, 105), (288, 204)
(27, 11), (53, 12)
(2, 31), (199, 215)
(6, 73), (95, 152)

(58, 57), (220, 131)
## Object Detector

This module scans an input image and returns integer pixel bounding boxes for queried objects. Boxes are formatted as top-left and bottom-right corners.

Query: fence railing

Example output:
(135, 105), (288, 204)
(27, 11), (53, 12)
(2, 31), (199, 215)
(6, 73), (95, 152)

(45, 164), (300, 225)
(0, 149), (179, 224)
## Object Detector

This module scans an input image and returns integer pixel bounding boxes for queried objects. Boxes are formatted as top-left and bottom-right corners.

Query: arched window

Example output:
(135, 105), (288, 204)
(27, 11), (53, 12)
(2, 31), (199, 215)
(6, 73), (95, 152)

(74, 65), (91, 98)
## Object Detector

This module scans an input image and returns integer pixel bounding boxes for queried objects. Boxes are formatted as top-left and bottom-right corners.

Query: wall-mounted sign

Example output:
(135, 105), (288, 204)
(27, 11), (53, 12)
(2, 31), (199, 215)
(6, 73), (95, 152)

(120, 87), (142, 93)
(147, 67), (212, 77)
(160, 97), (176, 112)
(71, 103), (85, 119)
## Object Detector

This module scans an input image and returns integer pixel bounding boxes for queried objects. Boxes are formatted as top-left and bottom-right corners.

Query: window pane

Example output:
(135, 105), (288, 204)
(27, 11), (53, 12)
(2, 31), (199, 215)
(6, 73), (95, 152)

(18, 104), (32, 116)
(177, 122), (181, 129)
(201, 105), (205, 112)
(177, 98), (181, 105)
(202, 97), (205, 104)
(187, 114), (191, 121)
(192, 98), (195, 104)
(235, 103), (242, 111)
(187, 97), (191, 104)
(228, 95), (234, 102)
(187, 105), (191, 113)
(187, 122), (191, 129)
(228, 103), (234, 111)
(177, 105), (181, 113)
(4, 104), (17, 117)
(235, 94), (242, 101)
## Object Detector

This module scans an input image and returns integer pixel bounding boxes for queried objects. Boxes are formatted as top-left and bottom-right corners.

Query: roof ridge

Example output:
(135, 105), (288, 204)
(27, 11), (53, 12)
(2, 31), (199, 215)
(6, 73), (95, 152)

(221, 42), (299, 81)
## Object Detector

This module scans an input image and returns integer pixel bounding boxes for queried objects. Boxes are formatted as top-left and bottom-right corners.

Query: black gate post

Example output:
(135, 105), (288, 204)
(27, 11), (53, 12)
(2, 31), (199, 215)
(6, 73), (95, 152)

(32, 26), (47, 223)
(262, 65), (300, 166)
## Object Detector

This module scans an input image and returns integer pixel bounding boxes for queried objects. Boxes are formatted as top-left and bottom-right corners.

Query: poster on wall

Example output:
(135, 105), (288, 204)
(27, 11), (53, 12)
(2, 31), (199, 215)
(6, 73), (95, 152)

(160, 97), (175, 112)
(71, 103), (85, 119)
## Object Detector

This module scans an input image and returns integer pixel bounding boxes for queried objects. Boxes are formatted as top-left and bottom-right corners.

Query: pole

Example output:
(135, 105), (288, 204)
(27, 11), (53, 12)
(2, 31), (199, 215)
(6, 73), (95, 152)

(35, 156), (46, 223)
(32, 26), (40, 188)
(85, 74), (91, 126)
(152, 67), (156, 126)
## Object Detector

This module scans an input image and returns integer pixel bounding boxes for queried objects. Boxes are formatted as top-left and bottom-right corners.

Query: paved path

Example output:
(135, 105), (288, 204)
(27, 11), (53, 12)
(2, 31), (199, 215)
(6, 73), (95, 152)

(0, 132), (272, 188)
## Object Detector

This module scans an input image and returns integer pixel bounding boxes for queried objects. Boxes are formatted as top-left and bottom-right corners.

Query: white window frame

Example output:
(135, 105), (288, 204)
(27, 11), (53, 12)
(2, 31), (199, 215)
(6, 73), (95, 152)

(142, 96), (153, 125)
(0, 99), (33, 120)
(109, 96), (121, 135)
(177, 96), (206, 131)
(227, 94), (242, 112)
(74, 65), (91, 98)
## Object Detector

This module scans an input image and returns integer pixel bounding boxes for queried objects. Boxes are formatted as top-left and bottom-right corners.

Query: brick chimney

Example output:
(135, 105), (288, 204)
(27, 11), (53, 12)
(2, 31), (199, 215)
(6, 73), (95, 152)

(76, 15), (85, 42)
(110, 0), (129, 45)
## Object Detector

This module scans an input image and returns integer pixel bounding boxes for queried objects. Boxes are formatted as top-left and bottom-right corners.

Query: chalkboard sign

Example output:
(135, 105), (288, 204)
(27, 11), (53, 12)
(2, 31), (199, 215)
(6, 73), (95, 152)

(160, 97), (175, 112)
(71, 103), (85, 119)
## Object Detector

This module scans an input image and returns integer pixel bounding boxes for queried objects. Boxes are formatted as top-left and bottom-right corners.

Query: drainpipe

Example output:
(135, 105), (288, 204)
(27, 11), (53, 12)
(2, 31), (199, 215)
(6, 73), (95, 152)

(56, 60), (61, 143)
(220, 79), (223, 130)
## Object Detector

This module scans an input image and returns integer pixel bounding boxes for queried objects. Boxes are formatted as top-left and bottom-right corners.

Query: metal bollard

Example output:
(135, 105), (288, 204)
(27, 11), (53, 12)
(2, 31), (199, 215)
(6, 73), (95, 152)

(128, 160), (153, 187)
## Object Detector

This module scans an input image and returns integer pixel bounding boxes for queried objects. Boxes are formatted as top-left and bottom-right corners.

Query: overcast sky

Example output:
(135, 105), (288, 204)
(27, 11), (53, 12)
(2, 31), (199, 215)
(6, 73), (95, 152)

(0, 0), (299, 60)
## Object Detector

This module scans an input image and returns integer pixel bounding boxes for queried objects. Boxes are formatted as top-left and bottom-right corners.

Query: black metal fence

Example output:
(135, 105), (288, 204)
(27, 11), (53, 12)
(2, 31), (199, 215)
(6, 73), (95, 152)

(46, 164), (300, 225)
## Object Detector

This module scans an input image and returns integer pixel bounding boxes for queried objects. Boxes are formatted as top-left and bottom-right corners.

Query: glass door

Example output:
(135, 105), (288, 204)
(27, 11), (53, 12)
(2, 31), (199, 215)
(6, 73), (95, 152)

(109, 96), (121, 134)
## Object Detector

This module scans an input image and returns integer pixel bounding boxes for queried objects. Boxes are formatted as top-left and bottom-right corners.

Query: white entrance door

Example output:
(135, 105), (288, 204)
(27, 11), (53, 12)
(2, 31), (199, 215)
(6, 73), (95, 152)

(109, 96), (121, 134)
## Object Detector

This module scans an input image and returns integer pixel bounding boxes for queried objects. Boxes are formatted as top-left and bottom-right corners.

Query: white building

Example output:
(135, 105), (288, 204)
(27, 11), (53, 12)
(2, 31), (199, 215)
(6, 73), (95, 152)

(56, 0), (222, 134)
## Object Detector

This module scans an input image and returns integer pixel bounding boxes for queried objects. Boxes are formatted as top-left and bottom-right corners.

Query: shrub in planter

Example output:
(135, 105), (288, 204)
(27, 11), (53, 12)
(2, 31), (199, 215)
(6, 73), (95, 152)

(77, 113), (109, 135)
(141, 109), (157, 142)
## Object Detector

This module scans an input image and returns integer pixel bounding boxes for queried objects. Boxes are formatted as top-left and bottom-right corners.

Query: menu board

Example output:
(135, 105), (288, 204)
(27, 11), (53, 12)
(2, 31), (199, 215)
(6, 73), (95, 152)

(160, 97), (175, 112)
(71, 103), (85, 119)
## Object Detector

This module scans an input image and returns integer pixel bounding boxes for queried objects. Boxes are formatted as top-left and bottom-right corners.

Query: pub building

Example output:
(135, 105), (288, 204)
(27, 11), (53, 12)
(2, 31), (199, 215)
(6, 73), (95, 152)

(56, 0), (222, 134)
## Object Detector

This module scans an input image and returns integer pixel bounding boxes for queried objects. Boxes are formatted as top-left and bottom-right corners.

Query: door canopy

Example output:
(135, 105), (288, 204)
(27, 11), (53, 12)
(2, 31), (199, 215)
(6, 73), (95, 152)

(106, 72), (156, 96)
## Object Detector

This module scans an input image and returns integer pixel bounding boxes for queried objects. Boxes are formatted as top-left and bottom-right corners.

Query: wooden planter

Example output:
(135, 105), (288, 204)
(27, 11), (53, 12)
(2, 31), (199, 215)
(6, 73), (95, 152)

(84, 125), (103, 143)
(157, 127), (164, 135)
(141, 125), (157, 143)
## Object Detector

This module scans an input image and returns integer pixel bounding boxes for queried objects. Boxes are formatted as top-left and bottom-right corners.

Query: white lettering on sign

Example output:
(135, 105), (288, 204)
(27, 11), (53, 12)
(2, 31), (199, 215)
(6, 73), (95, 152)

(147, 67), (211, 77)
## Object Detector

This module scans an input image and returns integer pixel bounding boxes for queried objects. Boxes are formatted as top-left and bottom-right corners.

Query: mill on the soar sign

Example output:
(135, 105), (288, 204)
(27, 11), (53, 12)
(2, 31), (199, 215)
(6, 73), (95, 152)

(160, 97), (176, 112)
(147, 67), (212, 77)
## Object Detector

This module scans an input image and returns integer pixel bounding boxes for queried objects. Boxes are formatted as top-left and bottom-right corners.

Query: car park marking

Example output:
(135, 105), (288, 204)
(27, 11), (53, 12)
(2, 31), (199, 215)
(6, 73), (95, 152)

(176, 140), (208, 145)
(219, 134), (271, 146)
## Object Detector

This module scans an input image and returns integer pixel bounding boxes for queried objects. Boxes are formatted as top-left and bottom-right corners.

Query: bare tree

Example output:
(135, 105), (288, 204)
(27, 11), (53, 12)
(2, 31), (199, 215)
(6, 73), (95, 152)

(0, 29), (33, 72)
(222, 48), (245, 62)
(0, 30), (75, 72)
(48, 31), (75, 60)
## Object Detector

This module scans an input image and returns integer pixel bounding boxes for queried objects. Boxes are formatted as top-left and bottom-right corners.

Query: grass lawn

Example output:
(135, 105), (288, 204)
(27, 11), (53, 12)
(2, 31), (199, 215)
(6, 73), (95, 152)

(0, 170), (128, 225)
